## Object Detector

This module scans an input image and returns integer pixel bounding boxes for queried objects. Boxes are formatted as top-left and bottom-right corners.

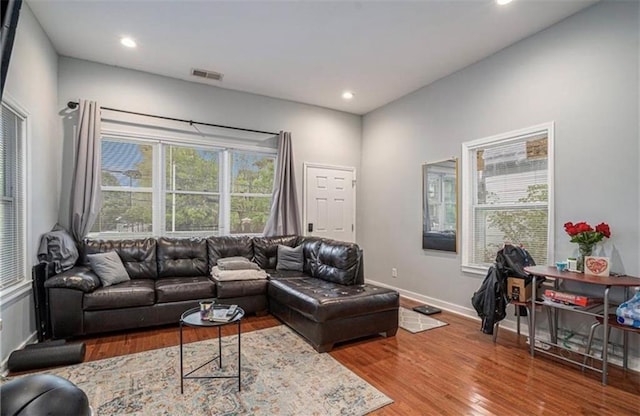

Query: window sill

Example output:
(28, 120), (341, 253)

(462, 264), (490, 276)
(0, 279), (32, 306)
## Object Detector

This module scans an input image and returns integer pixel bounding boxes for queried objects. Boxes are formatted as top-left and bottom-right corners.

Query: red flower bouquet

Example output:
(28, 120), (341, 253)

(564, 221), (611, 245)
(564, 221), (611, 272)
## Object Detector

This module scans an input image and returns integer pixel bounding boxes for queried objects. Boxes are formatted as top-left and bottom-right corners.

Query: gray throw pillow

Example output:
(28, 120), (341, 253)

(276, 244), (304, 272)
(87, 251), (130, 287)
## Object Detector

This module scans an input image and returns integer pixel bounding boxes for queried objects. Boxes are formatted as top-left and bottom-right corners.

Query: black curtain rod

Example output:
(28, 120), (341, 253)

(66, 101), (279, 136)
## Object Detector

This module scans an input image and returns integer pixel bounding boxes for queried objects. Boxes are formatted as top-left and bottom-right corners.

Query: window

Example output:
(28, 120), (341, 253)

(94, 140), (153, 234)
(165, 145), (220, 234)
(91, 133), (275, 238)
(461, 123), (553, 273)
(0, 102), (26, 289)
(230, 151), (274, 234)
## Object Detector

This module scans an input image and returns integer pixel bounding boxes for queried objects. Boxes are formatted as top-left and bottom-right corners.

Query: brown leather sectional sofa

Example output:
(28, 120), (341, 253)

(44, 235), (399, 352)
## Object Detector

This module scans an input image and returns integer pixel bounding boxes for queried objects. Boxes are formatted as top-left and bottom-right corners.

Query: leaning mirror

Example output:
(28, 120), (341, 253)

(422, 158), (458, 252)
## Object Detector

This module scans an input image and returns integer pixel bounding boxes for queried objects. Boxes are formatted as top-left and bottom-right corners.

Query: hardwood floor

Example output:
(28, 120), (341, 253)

(32, 298), (640, 415)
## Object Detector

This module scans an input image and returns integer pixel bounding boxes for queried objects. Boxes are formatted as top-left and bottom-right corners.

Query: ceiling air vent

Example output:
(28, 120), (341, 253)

(191, 68), (224, 81)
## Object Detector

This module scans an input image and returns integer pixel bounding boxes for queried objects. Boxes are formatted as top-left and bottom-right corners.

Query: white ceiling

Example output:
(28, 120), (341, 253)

(27, 0), (598, 115)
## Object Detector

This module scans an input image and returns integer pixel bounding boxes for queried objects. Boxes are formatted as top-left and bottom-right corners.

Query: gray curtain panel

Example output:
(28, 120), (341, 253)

(70, 99), (102, 241)
(264, 131), (301, 236)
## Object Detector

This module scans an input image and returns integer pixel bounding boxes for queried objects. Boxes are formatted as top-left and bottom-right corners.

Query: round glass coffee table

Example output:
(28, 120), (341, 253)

(179, 305), (245, 393)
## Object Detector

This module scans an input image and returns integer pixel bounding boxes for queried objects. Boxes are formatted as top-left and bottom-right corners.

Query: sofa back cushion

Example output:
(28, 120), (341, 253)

(315, 239), (361, 285)
(296, 236), (322, 275)
(83, 238), (157, 279)
(252, 236), (298, 269)
(157, 237), (208, 278)
(207, 236), (254, 266)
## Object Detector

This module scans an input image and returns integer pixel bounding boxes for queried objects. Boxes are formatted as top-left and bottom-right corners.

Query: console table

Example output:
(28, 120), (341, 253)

(524, 266), (639, 385)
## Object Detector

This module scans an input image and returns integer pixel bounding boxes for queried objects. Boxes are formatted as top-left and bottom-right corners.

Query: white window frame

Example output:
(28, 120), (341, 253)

(163, 142), (223, 236)
(91, 128), (276, 239)
(461, 122), (554, 275)
(0, 96), (29, 299)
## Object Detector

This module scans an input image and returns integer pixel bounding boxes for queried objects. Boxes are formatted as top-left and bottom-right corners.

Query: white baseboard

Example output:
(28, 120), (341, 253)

(367, 278), (480, 320)
(368, 279), (533, 335)
(1, 331), (38, 377)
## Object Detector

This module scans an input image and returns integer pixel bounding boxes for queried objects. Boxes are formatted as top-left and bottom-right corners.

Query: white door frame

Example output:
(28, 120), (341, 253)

(302, 162), (357, 241)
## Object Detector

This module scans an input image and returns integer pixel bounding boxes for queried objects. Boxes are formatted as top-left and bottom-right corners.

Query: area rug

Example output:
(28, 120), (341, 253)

(9, 325), (391, 415)
(398, 306), (448, 334)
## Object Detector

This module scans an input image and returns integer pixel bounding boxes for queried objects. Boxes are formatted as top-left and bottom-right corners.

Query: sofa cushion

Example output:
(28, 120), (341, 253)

(157, 237), (208, 278)
(252, 236), (297, 269)
(276, 244), (304, 271)
(84, 238), (157, 279)
(86, 251), (130, 287)
(207, 236), (254, 266)
(268, 278), (399, 322)
(297, 237), (322, 276)
(83, 279), (155, 311)
(315, 240), (361, 285)
(216, 279), (269, 298)
(155, 276), (215, 303)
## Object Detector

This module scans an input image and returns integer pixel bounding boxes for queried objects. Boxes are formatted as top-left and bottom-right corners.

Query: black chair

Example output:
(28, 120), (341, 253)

(0, 374), (91, 416)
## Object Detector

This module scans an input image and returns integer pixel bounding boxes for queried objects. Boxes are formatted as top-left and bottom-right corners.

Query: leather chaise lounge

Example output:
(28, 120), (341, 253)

(44, 235), (399, 352)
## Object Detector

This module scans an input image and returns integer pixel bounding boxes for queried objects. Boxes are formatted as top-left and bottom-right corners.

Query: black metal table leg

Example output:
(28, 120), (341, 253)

(218, 326), (222, 368)
(180, 320), (184, 394)
(238, 318), (242, 391)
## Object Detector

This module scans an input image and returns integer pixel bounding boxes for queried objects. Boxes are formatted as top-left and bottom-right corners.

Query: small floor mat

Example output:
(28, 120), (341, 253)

(399, 306), (448, 333)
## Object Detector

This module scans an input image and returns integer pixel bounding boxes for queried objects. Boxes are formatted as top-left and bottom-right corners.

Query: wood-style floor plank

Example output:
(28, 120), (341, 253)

(14, 298), (638, 415)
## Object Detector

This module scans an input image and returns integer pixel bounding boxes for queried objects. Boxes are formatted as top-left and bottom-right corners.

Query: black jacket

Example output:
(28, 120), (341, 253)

(471, 244), (536, 334)
(471, 265), (508, 334)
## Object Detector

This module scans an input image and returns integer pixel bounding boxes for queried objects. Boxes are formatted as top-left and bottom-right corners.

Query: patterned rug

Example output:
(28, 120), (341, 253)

(398, 307), (448, 334)
(10, 326), (392, 415)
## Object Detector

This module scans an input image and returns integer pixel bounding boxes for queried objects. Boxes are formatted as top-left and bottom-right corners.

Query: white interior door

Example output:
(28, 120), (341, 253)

(304, 163), (355, 242)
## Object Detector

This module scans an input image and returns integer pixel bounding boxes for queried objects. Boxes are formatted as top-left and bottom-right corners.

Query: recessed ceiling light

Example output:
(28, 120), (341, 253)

(120, 37), (137, 48)
(342, 91), (354, 100)
(496, 0), (513, 5)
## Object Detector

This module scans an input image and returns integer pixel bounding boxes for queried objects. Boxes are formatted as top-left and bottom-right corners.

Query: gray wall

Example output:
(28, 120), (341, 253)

(57, 57), (363, 232)
(360, 1), (639, 351)
(1, 3), (60, 366)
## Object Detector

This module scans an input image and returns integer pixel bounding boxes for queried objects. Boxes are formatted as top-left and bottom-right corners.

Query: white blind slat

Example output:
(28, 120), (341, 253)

(1, 103), (25, 289)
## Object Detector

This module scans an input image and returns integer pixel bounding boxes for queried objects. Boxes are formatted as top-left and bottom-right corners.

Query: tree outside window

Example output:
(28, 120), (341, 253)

(230, 152), (275, 234)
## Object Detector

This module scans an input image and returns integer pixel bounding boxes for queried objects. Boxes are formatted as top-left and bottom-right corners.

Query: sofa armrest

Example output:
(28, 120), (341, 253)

(44, 266), (101, 293)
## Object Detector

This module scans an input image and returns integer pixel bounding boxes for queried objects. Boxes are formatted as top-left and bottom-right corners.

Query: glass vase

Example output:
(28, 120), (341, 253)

(577, 243), (594, 273)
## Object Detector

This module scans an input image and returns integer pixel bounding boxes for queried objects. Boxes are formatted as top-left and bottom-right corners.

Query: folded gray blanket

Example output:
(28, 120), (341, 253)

(217, 256), (261, 271)
(210, 266), (268, 281)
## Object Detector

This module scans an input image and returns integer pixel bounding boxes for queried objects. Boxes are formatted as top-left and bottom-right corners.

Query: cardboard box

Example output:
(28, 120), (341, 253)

(507, 277), (532, 302)
(543, 289), (603, 307)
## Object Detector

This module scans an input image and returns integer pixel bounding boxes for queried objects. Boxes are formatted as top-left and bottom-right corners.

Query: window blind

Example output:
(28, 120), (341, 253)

(470, 133), (549, 267)
(1, 103), (25, 289)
